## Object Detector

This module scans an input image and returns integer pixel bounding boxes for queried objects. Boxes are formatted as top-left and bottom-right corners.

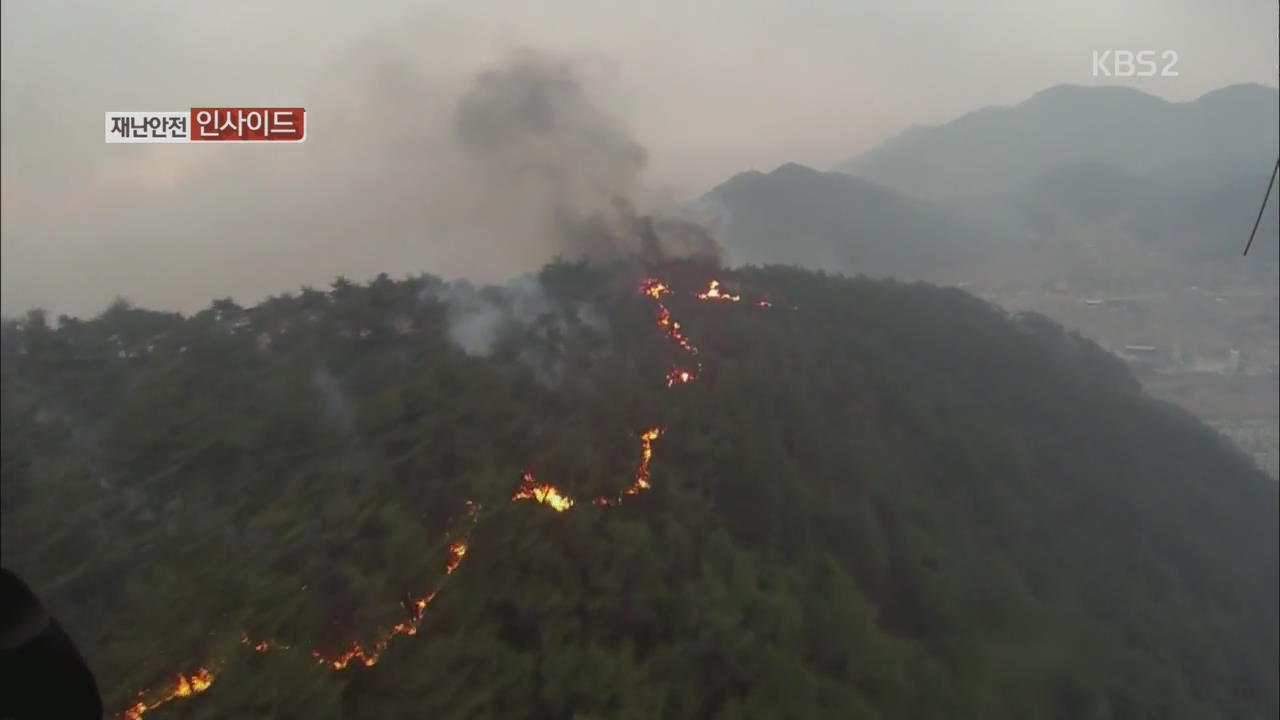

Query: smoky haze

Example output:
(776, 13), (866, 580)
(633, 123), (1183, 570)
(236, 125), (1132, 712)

(452, 49), (719, 265)
(3, 40), (716, 316)
(1, 0), (1276, 316)
(454, 50), (648, 260)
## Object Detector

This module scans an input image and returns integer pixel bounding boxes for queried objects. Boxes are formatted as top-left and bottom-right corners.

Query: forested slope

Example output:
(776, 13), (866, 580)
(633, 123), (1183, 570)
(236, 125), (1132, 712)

(2, 262), (1275, 719)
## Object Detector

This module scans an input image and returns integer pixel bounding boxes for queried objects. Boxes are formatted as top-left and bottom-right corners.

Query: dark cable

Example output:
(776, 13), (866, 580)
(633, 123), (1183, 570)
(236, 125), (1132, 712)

(1243, 157), (1279, 256)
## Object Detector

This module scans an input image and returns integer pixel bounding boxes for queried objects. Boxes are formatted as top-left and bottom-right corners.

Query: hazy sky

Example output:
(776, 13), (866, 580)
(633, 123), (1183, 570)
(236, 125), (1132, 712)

(3, 0), (1277, 316)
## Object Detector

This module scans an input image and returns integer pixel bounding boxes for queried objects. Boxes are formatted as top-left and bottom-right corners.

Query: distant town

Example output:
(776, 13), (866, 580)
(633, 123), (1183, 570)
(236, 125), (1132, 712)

(971, 264), (1279, 478)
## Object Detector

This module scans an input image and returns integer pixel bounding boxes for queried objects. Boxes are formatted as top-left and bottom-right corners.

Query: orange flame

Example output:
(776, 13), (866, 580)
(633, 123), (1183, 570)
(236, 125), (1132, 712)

(512, 471), (576, 511)
(643, 278), (699, 355)
(311, 522), (473, 673)
(119, 668), (215, 720)
(313, 581), (445, 672)
(697, 280), (740, 302)
(445, 541), (467, 575)
(631, 427), (661, 493)
(641, 278), (670, 299)
(655, 305), (698, 354)
(665, 367), (698, 387)
(319, 640), (381, 670)
(240, 633), (289, 654)
(117, 273), (748, 717)
(593, 427), (663, 505)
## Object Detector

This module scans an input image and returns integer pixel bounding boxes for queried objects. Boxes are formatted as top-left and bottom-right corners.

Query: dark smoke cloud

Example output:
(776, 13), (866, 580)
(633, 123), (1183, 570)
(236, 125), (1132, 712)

(1, 43), (719, 318)
(453, 49), (720, 266)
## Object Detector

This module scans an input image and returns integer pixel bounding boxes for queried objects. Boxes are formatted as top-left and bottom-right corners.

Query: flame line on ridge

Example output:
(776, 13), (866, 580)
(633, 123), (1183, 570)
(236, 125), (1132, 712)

(115, 275), (771, 719)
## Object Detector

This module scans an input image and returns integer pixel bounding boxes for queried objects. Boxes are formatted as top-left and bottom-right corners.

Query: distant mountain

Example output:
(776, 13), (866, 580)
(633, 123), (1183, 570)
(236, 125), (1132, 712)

(835, 84), (1279, 258)
(837, 83), (1279, 205)
(1018, 162), (1159, 222)
(1010, 159), (1280, 259)
(700, 163), (999, 278)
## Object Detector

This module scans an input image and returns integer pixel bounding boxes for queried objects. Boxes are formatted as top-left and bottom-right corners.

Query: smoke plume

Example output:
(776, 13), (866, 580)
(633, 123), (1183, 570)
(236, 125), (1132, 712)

(1, 43), (720, 318)
(452, 49), (721, 265)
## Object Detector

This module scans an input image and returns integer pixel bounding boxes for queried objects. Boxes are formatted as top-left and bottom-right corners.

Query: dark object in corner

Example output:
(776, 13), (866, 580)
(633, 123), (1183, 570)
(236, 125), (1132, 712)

(0, 567), (102, 720)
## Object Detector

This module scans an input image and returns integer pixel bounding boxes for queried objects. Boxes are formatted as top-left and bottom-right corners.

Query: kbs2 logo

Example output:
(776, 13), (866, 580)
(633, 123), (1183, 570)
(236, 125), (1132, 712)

(1092, 50), (1179, 77)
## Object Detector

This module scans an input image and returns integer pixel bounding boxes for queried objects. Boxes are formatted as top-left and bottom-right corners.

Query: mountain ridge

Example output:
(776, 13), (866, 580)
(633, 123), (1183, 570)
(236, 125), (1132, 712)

(2, 260), (1275, 718)
(700, 162), (999, 278)
(835, 82), (1280, 206)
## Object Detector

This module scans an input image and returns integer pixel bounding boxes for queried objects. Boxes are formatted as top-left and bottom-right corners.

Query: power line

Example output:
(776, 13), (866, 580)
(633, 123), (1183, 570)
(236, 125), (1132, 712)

(1244, 4), (1280, 257)
(1243, 157), (1279, 256)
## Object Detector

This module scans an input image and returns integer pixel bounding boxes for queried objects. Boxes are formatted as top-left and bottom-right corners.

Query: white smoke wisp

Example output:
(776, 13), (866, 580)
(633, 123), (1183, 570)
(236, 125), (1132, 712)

(431, 273), (607, 387)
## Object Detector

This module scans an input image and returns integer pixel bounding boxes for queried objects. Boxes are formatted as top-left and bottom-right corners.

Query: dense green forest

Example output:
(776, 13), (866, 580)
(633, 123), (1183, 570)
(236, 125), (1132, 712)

(2, 261), (1276, 719)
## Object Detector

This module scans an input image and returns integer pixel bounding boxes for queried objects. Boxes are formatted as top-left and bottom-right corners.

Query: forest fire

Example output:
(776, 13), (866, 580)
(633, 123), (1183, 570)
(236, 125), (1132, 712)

(697, 280), (740, 302)
(310, 510), (479, 673)
(641, 278), (670, 299)
(314, 581), (446, 671)
(310, 277), (689, 677)
(594, 427), (664, 506)
(115, 273), (761, 719)
(318, 642), (379, 670)
(120, 668), (214, 720)
(240, 634), (288, 653)
(642, 278), (699, 355)
(666, 367), (698, 387)
(630, 427), (661, 494)
(445, 541), (468, 574)
(512, 472), (576, 511)
(655, 304), (697, 354)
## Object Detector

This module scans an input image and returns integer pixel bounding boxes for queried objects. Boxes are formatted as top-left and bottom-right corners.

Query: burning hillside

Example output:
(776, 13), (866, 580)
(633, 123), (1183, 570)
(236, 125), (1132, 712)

(1, 262), (1274, 719)
(106, 270), (774, 718)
